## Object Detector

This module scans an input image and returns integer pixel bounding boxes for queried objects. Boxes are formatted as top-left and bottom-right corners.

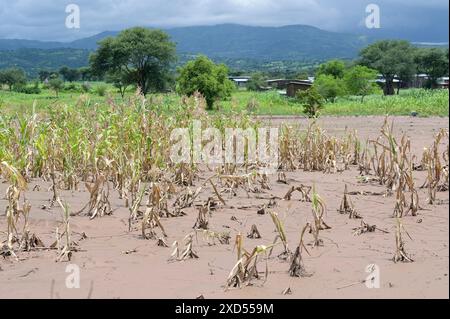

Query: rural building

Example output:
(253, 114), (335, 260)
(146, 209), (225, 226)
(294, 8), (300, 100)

(286, 80), (313, 97)
(266, 79), (294, 90)
(228, 76), (251, 88)
(437, 77), (449, 89)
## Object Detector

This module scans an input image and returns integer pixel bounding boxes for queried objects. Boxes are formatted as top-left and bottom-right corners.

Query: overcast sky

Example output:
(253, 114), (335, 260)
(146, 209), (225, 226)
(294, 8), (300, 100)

(0, 0), (448, 42)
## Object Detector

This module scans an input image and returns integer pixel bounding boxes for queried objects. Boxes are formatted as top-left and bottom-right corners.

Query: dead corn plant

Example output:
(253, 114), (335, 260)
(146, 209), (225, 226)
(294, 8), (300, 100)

(269, 212), (290, 259)
(141, 207), (168, 240)
(53, 198), (75, 262)
(226, 234), (275, 289)
(420, 129), (449, 204)
(0, 161), (28, 259)
(283, 185), (312, 202)
(195, 229), (230, 245)
(352, 220), (389, 236)
(193, 205), (209, 230)
(169, 233), (199, 261)
(337, 184), (361, 219)
(77, 175), (112, 219)
(289, 223), (313, 277)
(309, 188), (331, 247)
(247, 224), (262, 239)
(392, 218), (414, 263)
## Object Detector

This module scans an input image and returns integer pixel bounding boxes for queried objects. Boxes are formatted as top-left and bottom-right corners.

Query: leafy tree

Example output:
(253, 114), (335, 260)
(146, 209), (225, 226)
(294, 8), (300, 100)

(0, 68), (27, 91)
(47, 77), (64, 97)
(78, 67), (92, 81)
(343, 65), (379, 101)
(59, 66), (80, 82)
(90, 27), (176, 95)
(38, 70), (52, 82)
(415, 48), (449, 88)
(314, 74), (346, 102)
(176, 55), (234, 110)
(247, 72), (267, 91)
(316, 60), (346, 79)
(359, 40), (416, 95)
(296, 86), (325, 118)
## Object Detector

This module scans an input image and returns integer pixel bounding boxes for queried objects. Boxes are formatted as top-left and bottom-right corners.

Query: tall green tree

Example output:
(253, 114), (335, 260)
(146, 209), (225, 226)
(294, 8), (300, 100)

(343, 65), (379, 102)
(314, 74), (346, 103)
(176, 55), (234, 110)
(47, 77), (64, 97)
(359, 40), (416, 95)
(90, 27), (176, 95)
(59, 66), (80, 82)
(0, 68), (27, 91)
(415, 48), (449, 88)
(316, 60), (346, 79)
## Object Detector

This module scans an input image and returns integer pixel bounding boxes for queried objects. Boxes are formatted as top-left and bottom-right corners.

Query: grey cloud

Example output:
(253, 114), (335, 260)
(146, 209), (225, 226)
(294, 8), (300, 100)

(0, 0), (447, 41)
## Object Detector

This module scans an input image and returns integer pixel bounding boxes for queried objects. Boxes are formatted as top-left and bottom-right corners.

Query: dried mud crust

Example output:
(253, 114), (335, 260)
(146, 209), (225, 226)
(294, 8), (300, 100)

(0, 116), (448, 299)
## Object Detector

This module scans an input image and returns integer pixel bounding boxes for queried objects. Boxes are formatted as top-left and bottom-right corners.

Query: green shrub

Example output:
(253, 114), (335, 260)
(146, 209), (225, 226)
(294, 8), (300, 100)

(81, 82), (91, 93)
(95, 84), (108, 96)
(296, 86), (325, 117)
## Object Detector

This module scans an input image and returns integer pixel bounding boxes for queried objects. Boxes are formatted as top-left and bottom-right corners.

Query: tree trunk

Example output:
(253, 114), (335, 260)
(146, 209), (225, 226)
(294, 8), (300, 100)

(384, 79), (395, 96)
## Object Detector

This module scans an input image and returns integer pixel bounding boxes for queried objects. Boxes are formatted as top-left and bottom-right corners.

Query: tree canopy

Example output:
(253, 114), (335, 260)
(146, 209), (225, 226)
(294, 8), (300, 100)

(415, 48), (449, 88)
(316, 60), (346, 79)
(176, 55), (234, 110)
(89, 27), (176, 95)
(359, 40), (416, 95)
(0, 68), (27, 91)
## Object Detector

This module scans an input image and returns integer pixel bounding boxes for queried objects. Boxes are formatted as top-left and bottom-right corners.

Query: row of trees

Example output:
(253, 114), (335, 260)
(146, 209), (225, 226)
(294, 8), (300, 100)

(2, 27), (448, 109)
(313, 61), (378, 102)
(360, 40), (449, 95)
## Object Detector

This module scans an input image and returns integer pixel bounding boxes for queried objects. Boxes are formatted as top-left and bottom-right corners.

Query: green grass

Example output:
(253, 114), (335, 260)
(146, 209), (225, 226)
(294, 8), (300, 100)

(0, 83), (448, 117)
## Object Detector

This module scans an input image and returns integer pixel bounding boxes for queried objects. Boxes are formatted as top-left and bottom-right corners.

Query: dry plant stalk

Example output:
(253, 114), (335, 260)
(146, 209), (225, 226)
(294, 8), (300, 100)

(283, 185), (312, 202)
(338, 184), (361, 219)
(78, 175), (112, 219)
(0, 161), (28, 259)
(226, 234), (275, 289)
(169, 233), (199, 261)
(392, 218), (414, 263)
(352, 220), (389, 236)
(195, 229), (231, 245)
(54, 198), (74, 262)
(247, 224), (262, 239)
(289, 223), (313, 277)
(312, 188), (331, 230)
(141, 207), (168, 240)
(193, 205), (209, 230)
(269, 212), (290, 259)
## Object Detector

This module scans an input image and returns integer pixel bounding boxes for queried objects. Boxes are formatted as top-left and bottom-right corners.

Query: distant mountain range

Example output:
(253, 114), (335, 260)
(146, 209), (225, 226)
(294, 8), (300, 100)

(0, 24), (447, 77)
(0, 24), (374, 60)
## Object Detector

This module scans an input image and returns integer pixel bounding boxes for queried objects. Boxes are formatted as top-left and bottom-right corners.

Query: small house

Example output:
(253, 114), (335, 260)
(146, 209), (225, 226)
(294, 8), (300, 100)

(228, 76), (251, 88)
(286, 80), (313, 97)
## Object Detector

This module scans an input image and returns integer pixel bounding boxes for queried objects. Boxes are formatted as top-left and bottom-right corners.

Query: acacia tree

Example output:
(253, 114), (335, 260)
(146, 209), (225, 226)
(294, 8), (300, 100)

(0, 68), (27, 91)
(176, 56), (234, 110)
(415, 48), (449, 88)
(59, 66), (80, 82)
(90, 27), (176, 95)
(359, 40), (416, 95)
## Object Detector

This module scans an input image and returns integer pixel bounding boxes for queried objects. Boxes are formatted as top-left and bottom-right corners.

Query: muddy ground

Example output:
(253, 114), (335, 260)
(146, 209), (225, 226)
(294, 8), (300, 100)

(0, 116), (448, 299)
